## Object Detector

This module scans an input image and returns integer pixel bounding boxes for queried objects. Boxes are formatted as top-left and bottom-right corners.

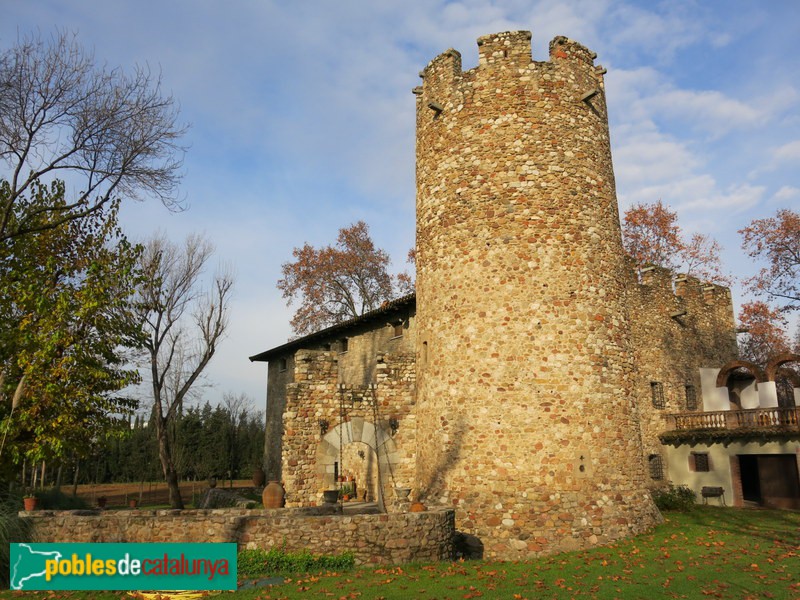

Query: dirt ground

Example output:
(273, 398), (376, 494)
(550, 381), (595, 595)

(72, 479), (254, 508)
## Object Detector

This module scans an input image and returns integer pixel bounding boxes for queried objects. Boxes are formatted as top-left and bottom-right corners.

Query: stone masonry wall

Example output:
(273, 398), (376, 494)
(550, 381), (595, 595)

(627, 262), (738, 483)
(282, 347), (416, 509)
(413, 31), (661, 559)
(263, 313), (415, 484)
(24, 507), (455, 566)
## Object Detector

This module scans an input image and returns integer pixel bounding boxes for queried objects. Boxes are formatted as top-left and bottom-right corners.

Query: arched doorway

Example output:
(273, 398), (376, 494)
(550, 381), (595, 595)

(315, 417), (398, 505)
(341, 441), (378, 501)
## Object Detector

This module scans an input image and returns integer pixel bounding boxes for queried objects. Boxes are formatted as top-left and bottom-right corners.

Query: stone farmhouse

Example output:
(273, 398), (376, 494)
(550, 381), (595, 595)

(251, 31), (800, 559)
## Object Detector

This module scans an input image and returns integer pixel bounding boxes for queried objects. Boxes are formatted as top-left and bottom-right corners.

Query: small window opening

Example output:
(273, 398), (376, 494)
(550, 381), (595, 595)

(422, 340), (428, 365)
(392, 321), (404, 338)
(279, 358), (288, 372)
(648, 454), (664, 480)
(691, 452), (710, 472)
(651, 381), (665, 409)
(339, 338), (348, 353)
(685, 384), (697, 411)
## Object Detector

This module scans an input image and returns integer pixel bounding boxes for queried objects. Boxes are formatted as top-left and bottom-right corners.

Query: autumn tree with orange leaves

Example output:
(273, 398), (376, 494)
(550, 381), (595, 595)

(278, 221), (404, 336)
(736, 301), (791, 365)
(622, 200), (729, 284)
(740, 208), (800, 312)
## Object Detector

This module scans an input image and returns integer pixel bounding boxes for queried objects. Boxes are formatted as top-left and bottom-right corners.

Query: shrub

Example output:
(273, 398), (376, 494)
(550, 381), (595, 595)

(0, 488), (33, 588)
(238, 547), (355, 578)
(653, 484), (696, 512)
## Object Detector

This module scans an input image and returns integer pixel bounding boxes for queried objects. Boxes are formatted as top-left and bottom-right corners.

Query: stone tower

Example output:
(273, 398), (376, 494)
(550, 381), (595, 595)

(413, 31), (660, 558)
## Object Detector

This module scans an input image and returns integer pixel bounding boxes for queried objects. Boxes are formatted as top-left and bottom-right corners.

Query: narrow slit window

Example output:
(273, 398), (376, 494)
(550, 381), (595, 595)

(685, 384), (697, 411)
(279, 358), (288, 372)
(648, 454), (664, 480)
(339, 338), (348, 353)
(651, 382), (665, 409)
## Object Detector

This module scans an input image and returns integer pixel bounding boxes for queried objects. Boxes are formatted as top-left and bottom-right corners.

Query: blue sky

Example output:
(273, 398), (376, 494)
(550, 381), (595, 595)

(2, 0), (798, 408)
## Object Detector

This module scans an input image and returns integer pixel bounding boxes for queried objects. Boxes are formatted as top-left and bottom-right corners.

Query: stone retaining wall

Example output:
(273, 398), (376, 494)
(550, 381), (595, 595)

(23, 507), (455, 565)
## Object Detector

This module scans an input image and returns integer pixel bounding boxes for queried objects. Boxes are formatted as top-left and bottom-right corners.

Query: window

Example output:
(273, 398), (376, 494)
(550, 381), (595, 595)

(691, 453), (710, 472)
(650, 382), (665, 409)
(648, 454), (664, 480)
(279, 358), (288, 372)
(685, 384), (697, 411)
(339, 338), (348, 353)
(392, 321), (404, 338)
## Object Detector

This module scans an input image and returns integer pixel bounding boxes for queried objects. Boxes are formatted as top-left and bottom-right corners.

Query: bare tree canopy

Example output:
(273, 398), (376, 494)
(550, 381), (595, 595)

(278, 221), (397, 336)
(0, 30), (186, 241)
(137, 233), (233, 508)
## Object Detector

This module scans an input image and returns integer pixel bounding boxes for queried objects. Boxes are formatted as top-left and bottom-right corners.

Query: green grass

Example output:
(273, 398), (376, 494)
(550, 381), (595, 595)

(2, 506), (798, 599)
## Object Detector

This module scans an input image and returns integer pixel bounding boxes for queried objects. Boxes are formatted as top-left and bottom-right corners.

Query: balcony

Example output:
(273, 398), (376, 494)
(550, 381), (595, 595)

(660, 407), (800, 446)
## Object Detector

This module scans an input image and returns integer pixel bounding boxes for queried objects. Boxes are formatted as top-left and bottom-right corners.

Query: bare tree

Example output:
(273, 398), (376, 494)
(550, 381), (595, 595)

(137, 233), (233, 508)
(0, 30), (186, 241)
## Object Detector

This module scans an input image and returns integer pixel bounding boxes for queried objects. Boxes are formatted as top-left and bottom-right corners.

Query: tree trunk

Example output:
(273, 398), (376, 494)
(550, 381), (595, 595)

(156, 417), (184, 509)
(71, 460), (80, 496)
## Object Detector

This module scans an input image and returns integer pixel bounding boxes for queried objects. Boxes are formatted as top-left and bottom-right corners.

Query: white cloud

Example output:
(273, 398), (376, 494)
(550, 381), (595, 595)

(676, 183), (765, 214)
(647, 89), (764, 133)
(774, 140), (800, 163)
(772, 185), (800, 203)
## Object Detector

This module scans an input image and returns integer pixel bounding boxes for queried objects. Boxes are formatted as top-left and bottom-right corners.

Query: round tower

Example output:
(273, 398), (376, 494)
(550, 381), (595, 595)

(413, 31), (660, 559)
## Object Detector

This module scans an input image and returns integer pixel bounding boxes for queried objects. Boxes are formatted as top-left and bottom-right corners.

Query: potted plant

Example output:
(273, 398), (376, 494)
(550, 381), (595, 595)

(23, 493), (37, 511)
(340, 482), (354, 502)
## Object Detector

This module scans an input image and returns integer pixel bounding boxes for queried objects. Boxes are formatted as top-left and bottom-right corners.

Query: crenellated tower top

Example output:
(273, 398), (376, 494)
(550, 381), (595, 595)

(414, 30), (606, 102)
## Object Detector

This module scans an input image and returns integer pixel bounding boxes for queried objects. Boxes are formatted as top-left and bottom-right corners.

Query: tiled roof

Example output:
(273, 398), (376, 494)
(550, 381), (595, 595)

(248, 293), (416, 363)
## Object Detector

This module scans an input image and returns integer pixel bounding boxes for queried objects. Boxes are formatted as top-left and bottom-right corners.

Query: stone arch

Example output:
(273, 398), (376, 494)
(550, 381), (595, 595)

(715, 360), (767, 388)
(315, 417), (398, 498)
(765, 352), (800, 382)
(775, 367), (800, 388)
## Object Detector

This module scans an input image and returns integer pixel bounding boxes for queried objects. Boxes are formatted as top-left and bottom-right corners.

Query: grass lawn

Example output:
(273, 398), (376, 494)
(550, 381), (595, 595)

(3, 506), (798, 599)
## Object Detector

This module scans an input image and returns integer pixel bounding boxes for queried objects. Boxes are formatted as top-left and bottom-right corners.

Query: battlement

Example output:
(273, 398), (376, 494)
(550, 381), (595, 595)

(635, 264), (732, 308)
(417, 30), (604, 96)
(477, 30), (532, 67)
(549, 36), (598, 67)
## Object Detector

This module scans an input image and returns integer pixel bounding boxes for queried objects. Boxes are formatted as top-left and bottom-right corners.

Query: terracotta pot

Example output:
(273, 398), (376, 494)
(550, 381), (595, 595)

(252, 467), (266, 487)
(409, 501), (427, 512)
(23, 497), (37, 511)
(262, 480), (286, 509)
(128, 499), (138, 509)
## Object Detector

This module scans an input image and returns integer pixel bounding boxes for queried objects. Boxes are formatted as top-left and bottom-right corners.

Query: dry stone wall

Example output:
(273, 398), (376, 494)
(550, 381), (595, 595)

(413, 30), (661, 559)
(24, 507), (455, 565)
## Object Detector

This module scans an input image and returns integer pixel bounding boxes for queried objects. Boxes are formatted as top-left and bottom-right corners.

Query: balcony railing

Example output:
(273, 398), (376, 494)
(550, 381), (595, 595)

(668, 407), (800, 431)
